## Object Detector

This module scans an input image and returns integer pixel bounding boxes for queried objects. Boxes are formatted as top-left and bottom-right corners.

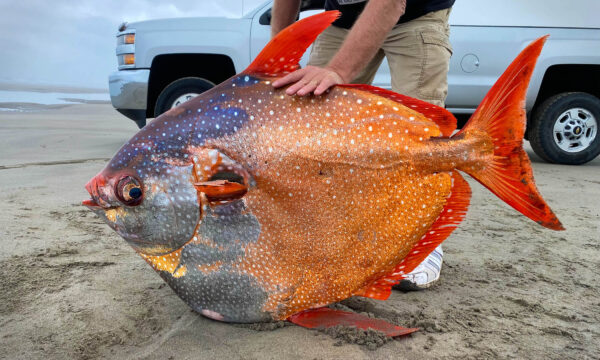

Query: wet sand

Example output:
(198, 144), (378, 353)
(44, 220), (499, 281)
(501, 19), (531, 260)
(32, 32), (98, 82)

(1, 103), (598, 359)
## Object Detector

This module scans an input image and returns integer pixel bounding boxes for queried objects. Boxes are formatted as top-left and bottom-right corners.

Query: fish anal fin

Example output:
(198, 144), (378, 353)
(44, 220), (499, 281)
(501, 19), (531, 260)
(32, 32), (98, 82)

(287, 307), (418, 337)
(355, 171), (471, 299)
(339, 84), (457, 137)
(244, 11), (340, 78)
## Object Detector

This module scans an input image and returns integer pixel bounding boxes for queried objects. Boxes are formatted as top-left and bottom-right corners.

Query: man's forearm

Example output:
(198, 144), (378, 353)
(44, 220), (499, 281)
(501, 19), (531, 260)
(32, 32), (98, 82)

(327, 0), (406, 82)
(271, 0), (302, 38)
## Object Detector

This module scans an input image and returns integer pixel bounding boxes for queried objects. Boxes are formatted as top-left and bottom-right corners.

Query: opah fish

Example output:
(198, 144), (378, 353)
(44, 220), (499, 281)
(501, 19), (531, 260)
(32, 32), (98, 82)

(84, 12), (562, 330)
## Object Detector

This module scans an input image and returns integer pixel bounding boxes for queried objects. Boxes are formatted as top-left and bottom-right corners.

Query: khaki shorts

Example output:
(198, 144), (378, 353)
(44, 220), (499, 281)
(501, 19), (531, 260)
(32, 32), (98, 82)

(308, 9), (452, 107)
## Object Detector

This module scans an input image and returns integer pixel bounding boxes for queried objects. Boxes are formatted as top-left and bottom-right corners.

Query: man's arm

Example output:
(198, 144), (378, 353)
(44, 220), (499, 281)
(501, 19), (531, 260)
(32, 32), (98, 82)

(271, 0), (302, 38)
(273, 0), (407, 96)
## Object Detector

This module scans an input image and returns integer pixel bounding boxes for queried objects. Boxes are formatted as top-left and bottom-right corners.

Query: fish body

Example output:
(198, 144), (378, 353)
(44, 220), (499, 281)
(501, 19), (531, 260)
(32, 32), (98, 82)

(84, 12), (562, 323)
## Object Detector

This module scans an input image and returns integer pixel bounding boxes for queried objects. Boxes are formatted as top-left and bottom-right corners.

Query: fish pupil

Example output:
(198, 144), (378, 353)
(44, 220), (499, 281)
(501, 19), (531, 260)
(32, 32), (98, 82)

(129, 187), (142, 199)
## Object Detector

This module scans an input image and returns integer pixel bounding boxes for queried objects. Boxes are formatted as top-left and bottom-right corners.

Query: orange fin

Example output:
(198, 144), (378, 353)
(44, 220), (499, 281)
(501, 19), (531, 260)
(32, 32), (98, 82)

(194, 180), (247, 202)
(355, 171), (471, 300)
(287, 307), (418, 337)
(339, 84), (457, 137)
(244, 11), (340, 77)
(456, 36), (564, 231)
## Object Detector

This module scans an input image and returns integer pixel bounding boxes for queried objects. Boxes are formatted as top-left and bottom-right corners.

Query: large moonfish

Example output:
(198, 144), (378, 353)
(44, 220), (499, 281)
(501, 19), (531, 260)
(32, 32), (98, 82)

(83, 12), (563, 325)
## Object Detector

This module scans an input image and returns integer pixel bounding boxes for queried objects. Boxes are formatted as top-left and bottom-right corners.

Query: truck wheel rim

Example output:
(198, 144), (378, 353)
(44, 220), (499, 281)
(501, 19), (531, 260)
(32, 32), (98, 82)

(171, 93), (199, 108)
(553, 107), (597, 153)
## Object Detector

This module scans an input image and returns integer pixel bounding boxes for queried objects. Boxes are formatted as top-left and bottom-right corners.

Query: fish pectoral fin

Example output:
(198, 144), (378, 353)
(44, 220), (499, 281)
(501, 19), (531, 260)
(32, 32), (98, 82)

(194, 180), (247, 202)
(287, 307), (418, 338)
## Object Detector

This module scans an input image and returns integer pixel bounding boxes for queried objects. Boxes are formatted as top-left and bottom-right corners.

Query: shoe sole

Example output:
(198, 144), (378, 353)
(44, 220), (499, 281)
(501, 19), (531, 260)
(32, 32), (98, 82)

(393, 276), (440, 292)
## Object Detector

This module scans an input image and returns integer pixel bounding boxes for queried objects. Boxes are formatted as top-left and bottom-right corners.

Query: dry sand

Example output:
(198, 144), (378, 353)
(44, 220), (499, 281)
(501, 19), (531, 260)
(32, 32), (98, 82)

(0, 103), (598, 359)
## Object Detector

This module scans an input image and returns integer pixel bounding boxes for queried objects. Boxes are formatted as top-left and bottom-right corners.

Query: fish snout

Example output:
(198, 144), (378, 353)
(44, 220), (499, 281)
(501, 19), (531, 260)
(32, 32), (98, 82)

(83, 174), (110, 209)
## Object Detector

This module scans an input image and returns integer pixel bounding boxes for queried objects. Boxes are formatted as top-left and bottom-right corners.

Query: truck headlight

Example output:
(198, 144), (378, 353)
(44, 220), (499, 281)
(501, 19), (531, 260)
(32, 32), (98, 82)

(122, 54), (135, 65)
(118, 54), (135, 66)
(124, 34), (135, 44)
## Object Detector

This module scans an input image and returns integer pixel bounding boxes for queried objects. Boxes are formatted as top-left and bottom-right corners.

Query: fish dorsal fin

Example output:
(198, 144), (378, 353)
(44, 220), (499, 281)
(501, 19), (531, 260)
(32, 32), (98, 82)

(339, 84), (457, 137)
(244, 11), (340, 77)
(355, 171), (471, 300)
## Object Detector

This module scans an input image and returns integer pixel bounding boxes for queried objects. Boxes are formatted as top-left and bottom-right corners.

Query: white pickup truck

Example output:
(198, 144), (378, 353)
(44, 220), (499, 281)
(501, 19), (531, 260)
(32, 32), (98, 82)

(108, 0), (600, 165)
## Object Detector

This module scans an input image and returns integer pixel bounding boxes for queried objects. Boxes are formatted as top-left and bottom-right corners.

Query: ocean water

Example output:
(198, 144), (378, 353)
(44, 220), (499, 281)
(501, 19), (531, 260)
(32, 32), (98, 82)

(0, 90), (110, 111)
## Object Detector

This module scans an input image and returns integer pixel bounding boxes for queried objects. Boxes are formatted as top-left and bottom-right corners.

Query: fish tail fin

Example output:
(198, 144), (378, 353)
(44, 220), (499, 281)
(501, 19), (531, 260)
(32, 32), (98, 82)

(456, 36), (564, 230)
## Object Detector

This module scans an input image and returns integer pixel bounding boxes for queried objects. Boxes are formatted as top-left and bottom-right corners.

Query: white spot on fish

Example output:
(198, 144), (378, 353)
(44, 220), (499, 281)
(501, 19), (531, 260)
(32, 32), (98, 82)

(208, 150), (219, 165)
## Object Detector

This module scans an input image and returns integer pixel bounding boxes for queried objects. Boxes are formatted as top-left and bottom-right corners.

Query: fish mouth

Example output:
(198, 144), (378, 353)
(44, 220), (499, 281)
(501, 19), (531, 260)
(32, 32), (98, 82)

(83, 174), (113, 210)
(82, 198), (102, 210)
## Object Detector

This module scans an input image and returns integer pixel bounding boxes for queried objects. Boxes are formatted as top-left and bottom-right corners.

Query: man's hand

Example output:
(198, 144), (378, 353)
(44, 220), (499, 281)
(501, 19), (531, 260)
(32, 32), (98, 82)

(271, 0), (406, 96)
(272, 66), (346, 96)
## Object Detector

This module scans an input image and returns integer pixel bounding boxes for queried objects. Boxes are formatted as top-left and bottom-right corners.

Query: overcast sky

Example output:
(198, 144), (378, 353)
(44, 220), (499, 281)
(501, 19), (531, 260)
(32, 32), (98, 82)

(0, 0), (265, 89)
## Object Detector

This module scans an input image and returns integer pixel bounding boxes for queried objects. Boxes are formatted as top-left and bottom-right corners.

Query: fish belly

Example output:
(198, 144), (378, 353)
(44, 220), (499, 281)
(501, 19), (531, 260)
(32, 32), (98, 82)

(239, 167), (453, 320)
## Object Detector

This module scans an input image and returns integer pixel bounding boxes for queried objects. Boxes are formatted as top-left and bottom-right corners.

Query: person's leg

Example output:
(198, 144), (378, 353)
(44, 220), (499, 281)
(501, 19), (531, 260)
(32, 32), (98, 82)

(381, 9), (453, 290)
(308, 25), (385, 85)
(382, 8), (452, 106)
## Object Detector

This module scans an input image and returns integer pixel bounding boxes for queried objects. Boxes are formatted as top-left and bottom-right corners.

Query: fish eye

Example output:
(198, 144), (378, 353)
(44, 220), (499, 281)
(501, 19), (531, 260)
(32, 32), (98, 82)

(116, 176), (144, 206)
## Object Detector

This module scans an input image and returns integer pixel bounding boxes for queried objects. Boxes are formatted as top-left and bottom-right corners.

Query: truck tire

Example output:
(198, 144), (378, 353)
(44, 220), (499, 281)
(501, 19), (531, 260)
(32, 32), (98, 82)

(154, 77), (214, 118)
(529, 92), (600, 165)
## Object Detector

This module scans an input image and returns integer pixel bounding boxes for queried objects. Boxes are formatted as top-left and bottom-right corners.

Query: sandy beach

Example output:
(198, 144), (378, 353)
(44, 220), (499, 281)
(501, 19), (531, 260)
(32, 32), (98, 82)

(0, 101), (598, 359)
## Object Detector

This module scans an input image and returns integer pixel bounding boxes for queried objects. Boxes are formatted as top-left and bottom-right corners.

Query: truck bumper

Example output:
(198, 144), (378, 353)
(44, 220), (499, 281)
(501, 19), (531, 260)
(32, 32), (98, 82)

(108, 69), (150, 126)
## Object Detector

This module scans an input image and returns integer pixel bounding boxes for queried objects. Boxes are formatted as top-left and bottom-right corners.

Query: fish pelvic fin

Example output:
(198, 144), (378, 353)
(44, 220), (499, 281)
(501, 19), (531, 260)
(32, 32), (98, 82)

(355, 171), (470, 300)
(244, 11), (340, 78)
(456, 36), (564, 231)
(287, 308), (418, 338)
(339, 84), (457, 136)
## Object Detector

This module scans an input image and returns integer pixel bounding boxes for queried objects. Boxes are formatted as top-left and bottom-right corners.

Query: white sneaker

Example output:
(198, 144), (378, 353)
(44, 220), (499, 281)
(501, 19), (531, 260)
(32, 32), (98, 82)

(394, 246), (443, 291)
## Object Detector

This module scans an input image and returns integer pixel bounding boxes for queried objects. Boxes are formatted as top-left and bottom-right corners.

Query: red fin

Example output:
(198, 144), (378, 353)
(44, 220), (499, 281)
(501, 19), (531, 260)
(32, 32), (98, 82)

(340, 84), (457, 137)
(287, 308), (418, 337)
(195, 180), (247, 202)
(456, 36), (564, 231)
(244, 11), (340, 77)
(355, 171), (471, 300)
(392, 172), (471, 275)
